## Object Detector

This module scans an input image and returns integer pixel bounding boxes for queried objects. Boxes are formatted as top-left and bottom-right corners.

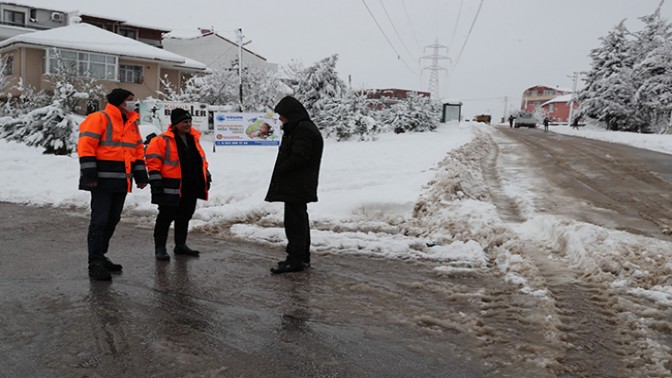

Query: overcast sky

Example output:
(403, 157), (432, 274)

(11, 0), (672, 119)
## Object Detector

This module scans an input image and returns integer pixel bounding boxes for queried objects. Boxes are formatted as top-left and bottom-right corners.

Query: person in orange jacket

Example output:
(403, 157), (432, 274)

(146, 109), (211, 261)
(78, 88), (148, 281)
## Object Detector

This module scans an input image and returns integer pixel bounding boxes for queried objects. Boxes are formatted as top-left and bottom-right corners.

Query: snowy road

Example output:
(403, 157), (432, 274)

(454, 125), (672, 377)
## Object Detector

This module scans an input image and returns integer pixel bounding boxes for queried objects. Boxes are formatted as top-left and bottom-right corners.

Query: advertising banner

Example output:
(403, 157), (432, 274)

(139, 100), (208, 131)
(213, 112), (282, 146)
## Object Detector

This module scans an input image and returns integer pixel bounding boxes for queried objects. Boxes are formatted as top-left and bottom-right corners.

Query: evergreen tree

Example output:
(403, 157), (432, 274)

(632, 3), (672, 132)
(295, 54), (347, 120)
(578, 20), (637, 131)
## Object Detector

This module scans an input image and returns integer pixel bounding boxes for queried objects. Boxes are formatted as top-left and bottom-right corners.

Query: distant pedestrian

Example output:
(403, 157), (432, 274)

(78, 88), (148, 281)
(146, 109), (211, 261)
(508, 115), (515, 128)
(266, 96), (324, 274)
(571, 117), (580, 130)
(543, 117), (549, 132)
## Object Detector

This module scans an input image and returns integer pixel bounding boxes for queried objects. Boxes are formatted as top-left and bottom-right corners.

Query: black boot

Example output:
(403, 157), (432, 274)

(155, 237), (169, 261)
(103, 257), (123, 272)
(271, 260), (304, 274)
(89, 263), (112, 281)
(174, 244), (199, 257)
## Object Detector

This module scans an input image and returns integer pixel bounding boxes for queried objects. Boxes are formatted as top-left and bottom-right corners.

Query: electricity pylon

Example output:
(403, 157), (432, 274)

(421, 39), (450, 99)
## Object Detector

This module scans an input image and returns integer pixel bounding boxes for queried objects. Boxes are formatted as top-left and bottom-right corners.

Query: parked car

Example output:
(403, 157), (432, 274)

(514, 112), (537, 128)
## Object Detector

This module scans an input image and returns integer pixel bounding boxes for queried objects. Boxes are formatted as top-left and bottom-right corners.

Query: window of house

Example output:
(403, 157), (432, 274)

(2, 55), (13, 75)
(29, 9), (37, 22)
(2, 55), (14, 76)
(119, 64), (143, 83)
(3, 9), (26, 25)
(118, 27), (138, 40)
(45, 49), (117, 81)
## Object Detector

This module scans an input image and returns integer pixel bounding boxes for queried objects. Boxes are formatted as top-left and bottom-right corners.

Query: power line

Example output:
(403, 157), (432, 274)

(360, 0), (418, 74)
(448, 0), (464, 53)
(377, 0), (416, 61)
(400, 0), (423, 50)
(449, 0), (484, 76)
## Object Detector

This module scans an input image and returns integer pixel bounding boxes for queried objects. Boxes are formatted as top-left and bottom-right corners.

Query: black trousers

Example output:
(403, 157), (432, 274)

(88, 191), (127, 265)
(284, 202), (311, 264)
(154, 195), (197, 245)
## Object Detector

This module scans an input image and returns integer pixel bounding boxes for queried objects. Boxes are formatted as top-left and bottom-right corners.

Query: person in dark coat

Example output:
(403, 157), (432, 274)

(265, 96), (324, 274)
(543, 117), (550, 131)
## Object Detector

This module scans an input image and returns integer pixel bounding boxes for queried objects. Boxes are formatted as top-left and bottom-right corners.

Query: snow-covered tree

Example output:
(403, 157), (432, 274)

(578, 20), (638, 131)
(0, 49), (102, 154)
(160, 62), (286, 112)
(242, 65), (288, 112)
(631, 4), (672, 132)
(294, 54), (347, 119)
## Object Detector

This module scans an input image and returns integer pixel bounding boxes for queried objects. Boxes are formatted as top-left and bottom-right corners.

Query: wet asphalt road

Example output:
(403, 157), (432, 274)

(0, 202), (483, 378)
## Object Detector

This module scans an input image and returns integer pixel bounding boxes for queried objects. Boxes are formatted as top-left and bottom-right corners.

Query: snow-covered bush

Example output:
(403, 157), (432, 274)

(317, 92), (381, 141)
(377, 92), (441, 134)
(1, 105), (78, 155)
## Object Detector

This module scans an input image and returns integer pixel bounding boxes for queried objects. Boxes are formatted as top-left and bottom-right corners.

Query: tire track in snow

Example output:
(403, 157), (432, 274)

(478, 128), (649, 377)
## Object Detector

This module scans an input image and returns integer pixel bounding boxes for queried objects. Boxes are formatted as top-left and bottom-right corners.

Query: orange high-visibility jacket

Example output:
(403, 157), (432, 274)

(77, 104), (148, 192)
(145, 126), (210, 205)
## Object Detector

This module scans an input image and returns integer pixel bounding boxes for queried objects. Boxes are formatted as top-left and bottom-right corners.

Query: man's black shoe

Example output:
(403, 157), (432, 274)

(103, 257), (122, 272)
(174, 244), (200, 257)
(89, 263), (112, 281)
(271, 261), (304, 274)
(277, 259), (310, 268)
(155, 246), (170, 261)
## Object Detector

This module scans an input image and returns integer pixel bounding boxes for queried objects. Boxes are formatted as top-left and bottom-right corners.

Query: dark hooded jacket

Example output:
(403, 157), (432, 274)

(265, 96), (324, 203)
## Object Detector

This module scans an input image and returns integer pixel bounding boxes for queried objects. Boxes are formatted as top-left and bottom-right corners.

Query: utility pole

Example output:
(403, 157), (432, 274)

(567, 72), (580, 127)
(421, 39), (450, 99)
(236, 28), (244, 112)
(503, 96), (509, 121)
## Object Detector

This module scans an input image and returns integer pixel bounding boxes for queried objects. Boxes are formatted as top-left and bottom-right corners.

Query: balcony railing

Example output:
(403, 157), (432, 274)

(0, 20), (51, 31)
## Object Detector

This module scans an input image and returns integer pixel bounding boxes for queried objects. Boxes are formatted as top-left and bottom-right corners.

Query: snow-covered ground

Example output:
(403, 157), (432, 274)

(3, 120), (672, 373)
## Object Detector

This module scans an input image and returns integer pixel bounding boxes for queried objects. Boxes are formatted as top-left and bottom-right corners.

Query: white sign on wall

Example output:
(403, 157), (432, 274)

(139, 100), (208, 131)
(213, 112), (282, 146)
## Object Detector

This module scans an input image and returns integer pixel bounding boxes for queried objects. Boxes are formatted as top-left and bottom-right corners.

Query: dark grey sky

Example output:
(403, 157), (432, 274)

(12, 0), (672, 119)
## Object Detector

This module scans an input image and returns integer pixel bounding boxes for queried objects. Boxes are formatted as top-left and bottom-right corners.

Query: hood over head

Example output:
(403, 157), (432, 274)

(274, 96), (310, 123)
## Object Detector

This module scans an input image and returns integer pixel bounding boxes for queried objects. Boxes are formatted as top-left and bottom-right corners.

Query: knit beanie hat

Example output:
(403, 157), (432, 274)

(171, 108), (192, 125)
(106, 88), (134, 106)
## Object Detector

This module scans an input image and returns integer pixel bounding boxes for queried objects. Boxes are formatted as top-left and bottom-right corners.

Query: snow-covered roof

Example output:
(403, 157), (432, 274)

(442, 98), (462, 105)
(77, 12), (171, 32)
(542, 94), (574, 107)
(525, 85), (572, 93)
(163, 30), (268, 62)
(0, 22), (206, 71)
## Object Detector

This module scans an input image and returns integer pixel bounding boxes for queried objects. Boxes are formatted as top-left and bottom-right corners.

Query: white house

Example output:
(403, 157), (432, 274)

(163, 29), (277, 72)
(0, 19), (208, 109)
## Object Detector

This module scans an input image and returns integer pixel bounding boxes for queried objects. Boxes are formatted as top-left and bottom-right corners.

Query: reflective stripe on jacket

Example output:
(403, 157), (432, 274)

(146, 125), (209, 205)
(77, 104), (148, 192)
